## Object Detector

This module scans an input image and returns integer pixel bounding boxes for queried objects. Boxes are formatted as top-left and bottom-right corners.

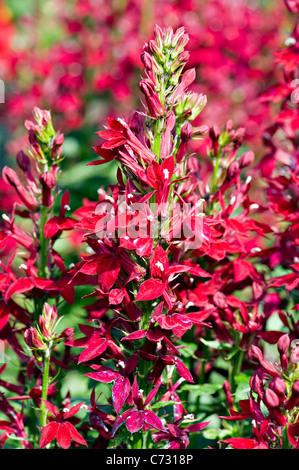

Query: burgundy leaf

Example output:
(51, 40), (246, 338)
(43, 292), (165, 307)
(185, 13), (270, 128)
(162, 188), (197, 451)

(112, 376), (131, 414)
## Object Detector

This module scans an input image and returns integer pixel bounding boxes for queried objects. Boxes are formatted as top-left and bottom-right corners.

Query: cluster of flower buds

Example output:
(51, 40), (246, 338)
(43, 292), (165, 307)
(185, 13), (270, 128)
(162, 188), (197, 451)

(140, 25), (207, 160)
(24, 303), (73, 361)
(2, 107), (64, 215)
(220, 335), (299, 449)
(207, 119), (255, 198)
(25, 107), (64, 167)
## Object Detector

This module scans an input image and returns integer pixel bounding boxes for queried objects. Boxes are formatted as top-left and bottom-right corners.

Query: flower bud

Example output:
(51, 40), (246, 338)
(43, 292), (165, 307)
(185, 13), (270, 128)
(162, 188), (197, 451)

(2, 166), (36, 211)
(222, 380), (233, 409)
(170, 68), (196, 103)
(139, 79), (164, 118)
(263, 388), (280, 408)
(250, 372), (264, 398)
(227, 161), (240, 180)
(285, 380), (299, 410)
(269, 377), (286, 401)
(41, 303), (59, 337)
(277, 334), (290, 355)
(153, 25), (164, 49)
(141, 50), (153, 71)
(60, 327), (75, 341)
(277, 333), (290, 369)
(39, 172), (56, 206)
(33, 107), (51, 127)
(290, 347), (299, 364)
(24, 327), (46, 350)
(51, 133), (64, 160)
(239, 150), (254, 169)
(209, 126), (220, 142)
(16, 151), (31, 172)
(148, 39), (164, 62)
(163, 26), (173, 47)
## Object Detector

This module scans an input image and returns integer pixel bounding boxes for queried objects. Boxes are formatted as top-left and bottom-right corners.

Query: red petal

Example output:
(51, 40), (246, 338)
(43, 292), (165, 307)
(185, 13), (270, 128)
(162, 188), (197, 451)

(126, 410), (144, 433)
(85, 368), (120, 383)
(4, 277), (33, 301)
(136, 279), (166, 301)
(220, 437), (258, 449)
(143, 410), (166, 432)
(78, 338), (108, 364)
(174, 357), (194, 383)
(109, 288), (124, 305)
(41, 399), (58, 417)
(97, 255), (121, 291)
(150, 246), (169, 277)
(121, 330), (147, 341)
(112, 376), (131, 414)
(39, 422), (59, 448)
(56, 422), (71, 449)
(233, 259), (252, 283)
(64, 421), (88, 447)
(112, 409), (133, 436)
(32, 278), (57, 290)
(63, 402), (85, 419)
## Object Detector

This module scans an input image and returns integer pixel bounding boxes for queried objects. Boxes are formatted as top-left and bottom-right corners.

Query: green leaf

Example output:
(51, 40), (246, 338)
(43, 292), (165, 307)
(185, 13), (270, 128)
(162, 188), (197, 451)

(151, 400), (178, 409)
(200, 338), (232, 351)
(203, 428), (232, 440)
(180, 383), (222, 395)
(176, 342), (198, 359)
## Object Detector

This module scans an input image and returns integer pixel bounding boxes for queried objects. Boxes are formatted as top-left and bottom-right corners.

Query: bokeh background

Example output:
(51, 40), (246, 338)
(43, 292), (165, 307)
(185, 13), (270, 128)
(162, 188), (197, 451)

(0, 0), (293, 207)
(0, 0), (297, 448)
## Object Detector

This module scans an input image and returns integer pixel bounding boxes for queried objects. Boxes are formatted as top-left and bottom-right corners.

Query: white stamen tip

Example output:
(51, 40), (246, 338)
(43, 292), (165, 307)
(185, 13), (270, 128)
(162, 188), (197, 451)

(104, 195), (114, 203)
(19, 264), (28, 270)
(163, 169), (170, 179)
(155, 261), (164, 271)
(285, 37), (296, 46)
(251, 247), (261, 253)
(185, 301), (195, 309)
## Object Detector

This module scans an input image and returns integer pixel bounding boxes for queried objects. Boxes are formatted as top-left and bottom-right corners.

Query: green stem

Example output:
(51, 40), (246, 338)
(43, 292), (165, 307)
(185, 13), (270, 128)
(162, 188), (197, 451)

(40, 350), (51, 429)
(38, 205), (49, 278)
(131, 432), (143, 449)
(153, 119), (162, 162)
(199, 330), (211, 385)
(212, 152), (220, 194)
(228, 349), (244, 393)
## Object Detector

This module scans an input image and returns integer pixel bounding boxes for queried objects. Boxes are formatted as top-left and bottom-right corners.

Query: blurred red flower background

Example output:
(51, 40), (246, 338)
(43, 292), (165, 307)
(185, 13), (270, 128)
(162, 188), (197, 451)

(0, 0), (299, 451)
